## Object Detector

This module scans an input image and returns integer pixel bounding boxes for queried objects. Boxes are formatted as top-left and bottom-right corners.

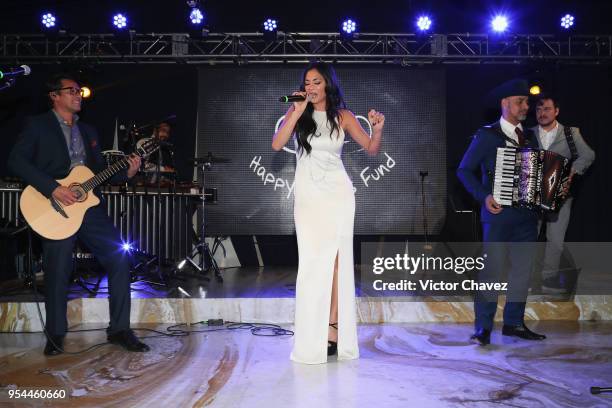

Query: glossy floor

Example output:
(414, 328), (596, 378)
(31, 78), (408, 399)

(1, 321), (611, 407)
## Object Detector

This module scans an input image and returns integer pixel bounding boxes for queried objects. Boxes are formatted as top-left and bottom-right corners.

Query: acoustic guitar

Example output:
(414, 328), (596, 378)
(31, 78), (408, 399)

(19, 138), (159, 240)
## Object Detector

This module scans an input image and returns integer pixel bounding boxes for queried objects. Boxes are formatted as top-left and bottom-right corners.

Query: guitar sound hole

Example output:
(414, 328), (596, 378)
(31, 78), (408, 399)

(70, 185), (84, 200)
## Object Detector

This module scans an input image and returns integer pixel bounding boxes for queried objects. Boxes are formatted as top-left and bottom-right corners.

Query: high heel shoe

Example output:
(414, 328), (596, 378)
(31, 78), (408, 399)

(328, 323), (338, 356)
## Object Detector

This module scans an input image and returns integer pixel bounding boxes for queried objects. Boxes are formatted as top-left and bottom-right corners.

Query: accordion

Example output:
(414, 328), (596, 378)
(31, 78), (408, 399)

(493, 147), (571, 211)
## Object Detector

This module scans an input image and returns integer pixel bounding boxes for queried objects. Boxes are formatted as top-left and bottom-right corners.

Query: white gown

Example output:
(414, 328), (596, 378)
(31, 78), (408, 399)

(290, 110), (359, 364)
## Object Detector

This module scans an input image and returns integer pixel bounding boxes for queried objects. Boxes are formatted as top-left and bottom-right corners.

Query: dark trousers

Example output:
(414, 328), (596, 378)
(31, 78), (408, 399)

(474, 221), (538, 331)
(41, 206), (131, 336)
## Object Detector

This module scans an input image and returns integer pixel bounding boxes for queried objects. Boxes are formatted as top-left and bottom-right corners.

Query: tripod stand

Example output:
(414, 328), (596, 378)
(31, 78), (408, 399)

(127, 131), (175, 286)
(178, 238), (222, 282)
(175, 155), (222, 282)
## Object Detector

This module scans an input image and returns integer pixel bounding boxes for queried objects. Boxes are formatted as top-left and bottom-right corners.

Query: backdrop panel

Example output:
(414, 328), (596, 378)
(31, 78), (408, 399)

(197, 66), (446, 235)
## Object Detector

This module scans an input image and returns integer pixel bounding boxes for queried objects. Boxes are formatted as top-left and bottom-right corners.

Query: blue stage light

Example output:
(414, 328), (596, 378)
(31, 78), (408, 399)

(113, 13), (128, 29)
(190, 8), (204, 25)
(342, 19), (357, 34)
(41, 13), (56, 29)
(491, 15), (509, 33)
(560, 14), (575, 29)
(121, 242), (133, 252)
(416, 15), (432, 32)
(263, 18), (278, 32)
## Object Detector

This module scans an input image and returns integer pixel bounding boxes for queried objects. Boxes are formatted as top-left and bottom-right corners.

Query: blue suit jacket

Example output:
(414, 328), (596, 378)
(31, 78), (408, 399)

(8, 110), (127, 198)
(456, 121), (539, 225)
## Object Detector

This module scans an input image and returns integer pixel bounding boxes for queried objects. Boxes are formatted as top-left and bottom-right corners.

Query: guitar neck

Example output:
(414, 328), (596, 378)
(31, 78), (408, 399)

(79, 139), (158, 192)
(81, 157), (132, 192)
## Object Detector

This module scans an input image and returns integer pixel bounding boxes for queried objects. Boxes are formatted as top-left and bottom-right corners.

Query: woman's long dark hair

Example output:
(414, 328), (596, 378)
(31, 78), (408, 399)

(295, 62), (346, 155)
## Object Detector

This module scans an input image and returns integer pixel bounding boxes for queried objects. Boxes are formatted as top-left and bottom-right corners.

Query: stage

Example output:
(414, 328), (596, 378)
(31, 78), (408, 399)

(2, 1), (612, 406)
(1, 321), (611, 407)
(1, 266), (612, 332)
(1, 264), (612, 406)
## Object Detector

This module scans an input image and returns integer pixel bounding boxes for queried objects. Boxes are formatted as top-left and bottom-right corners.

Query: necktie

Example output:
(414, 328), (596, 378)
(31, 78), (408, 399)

(515, 127), (525, 147)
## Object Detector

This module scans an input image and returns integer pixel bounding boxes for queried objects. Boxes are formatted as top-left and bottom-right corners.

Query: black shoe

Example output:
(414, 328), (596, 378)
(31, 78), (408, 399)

(328, 323), (338, 356)
(502, 323), (546, 340)
(470, 328), (491, 346)
(327, 341), (337, 356)
(107, 329), (150, 352)
(44, 335), (65, 356)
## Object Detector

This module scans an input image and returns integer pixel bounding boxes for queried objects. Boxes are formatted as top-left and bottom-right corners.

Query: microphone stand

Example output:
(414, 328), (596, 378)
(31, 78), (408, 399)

(174, 154), (222, 283)
(168, 148), (177, 262)
(420, 171), (432, 250)
(128, 177), (161, 287)
(200, 155), (222, 282)
(151, 140), (178, 284)
(129, 145), (164, 287)
(155, 140), (165, 283)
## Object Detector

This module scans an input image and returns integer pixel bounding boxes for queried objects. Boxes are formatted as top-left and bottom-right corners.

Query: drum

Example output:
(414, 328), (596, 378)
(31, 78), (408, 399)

(135, 137), (152, 152)
(138, 137), (176, 174)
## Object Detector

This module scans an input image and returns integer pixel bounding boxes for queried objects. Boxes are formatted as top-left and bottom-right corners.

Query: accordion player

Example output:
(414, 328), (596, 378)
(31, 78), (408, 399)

(493, 147), (571, 212)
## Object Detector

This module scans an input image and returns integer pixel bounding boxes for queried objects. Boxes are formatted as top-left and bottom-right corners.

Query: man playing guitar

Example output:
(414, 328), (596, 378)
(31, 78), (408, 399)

(7, 73), (150, 356)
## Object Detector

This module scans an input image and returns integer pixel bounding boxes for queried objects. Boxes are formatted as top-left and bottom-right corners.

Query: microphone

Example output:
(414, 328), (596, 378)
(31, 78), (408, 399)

(279, 95), (306, 103)
(0, 65), (32, 79)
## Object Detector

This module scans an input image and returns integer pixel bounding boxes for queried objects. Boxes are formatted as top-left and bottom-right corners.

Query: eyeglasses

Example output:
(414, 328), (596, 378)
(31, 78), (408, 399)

(54, 87), (84, 96)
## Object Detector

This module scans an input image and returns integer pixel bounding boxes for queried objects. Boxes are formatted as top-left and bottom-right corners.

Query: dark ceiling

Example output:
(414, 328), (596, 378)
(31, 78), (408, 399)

(1, 0), (611, 34)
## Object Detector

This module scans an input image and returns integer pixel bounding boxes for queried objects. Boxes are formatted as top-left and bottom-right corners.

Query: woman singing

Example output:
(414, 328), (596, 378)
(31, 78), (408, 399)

(272, 62), (385, 364)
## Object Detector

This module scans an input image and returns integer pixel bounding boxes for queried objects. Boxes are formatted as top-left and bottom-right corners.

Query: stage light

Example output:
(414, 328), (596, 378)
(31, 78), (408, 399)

(121, 242), (133, 252)
(263, 18), (278, 32)
(560, 14), (575, 29)
(113, 13), (128, 29)
(342, 19), (357, 34)
(530, 85), (541, 95)
(416, 15), (432, 32)
(177, 259), (187, 270)
(41, 13), (56, 29)
(177, 286), (191, 297)
(81, 86), (92, 98)
(190, 8), (204, 25)
(491, 15), (509, 33)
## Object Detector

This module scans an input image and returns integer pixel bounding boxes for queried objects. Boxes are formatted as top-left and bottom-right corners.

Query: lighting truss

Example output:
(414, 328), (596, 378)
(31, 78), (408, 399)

(1, 32), (610, 64)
